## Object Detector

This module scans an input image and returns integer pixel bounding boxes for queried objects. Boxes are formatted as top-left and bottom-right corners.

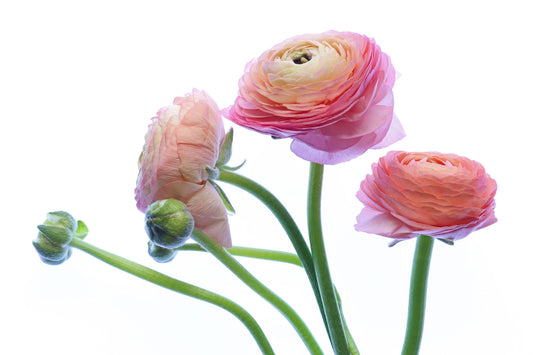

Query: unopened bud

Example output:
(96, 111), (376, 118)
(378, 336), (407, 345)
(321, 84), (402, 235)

(32, 235), (71, 265)
(38, 211), (76, 246)
(33, 211), (89, 265)
(33, 211), (78, 265)
(147, 241), (178, 263)
(145, 199), (194, 249)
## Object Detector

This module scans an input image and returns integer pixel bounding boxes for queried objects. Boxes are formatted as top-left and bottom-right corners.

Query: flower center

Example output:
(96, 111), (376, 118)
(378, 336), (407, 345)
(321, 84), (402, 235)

(292, 51), (312, 64)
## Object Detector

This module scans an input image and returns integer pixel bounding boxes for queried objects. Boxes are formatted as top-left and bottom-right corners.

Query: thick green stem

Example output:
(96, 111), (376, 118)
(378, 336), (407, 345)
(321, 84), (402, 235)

(308, 163), (350, 354)
(69, 237), (274, 354)
(191, 228), (324, 355)
(217, 169), (330, 338)
(401, 235), (435, 355)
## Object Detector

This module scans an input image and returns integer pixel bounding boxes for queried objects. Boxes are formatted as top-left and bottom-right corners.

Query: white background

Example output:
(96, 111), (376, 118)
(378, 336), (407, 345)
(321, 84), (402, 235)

(1, 0), (532, 354)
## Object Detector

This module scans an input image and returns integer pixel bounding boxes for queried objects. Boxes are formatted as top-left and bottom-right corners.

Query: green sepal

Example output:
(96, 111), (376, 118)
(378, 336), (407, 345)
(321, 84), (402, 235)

(206, 166), (220, 180)
(388, 239), (402, 247)
(37, 224), (73, 247)
(220, 160), (246, 172)
(216, 128), (234, 167)
(210, 180), (236, 215)
(437, 238), (454, 246)
(32, 235), (70, 263)
(43, 211), (77, 233)
(74, 220), (89, 239)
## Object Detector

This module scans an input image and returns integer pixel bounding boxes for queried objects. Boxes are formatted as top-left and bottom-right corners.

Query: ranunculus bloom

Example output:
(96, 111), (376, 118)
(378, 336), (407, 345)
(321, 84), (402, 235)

(135, 89), (231, 248)
(355, 151), (497, 241)
(223, 30), (404, 165)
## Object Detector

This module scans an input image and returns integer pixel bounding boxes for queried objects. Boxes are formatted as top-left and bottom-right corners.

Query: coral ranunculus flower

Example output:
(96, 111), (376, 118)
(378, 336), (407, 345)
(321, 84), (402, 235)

(355, 151), (497, 241)
(223, 30), (405, 165)
(135, 90), (231, 248)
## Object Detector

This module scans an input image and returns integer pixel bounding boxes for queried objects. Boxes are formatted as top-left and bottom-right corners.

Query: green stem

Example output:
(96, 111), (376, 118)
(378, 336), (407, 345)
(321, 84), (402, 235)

(178, 244), (303, 267)
(401, 235), (435, 355)
(179, 243), (359, 354)
(308, 162), (350, 354)
(69, 237), (274, 354)
(191, 228), (324, 355)
(335, 287), (360, 355)
(217, 169), (330, 338)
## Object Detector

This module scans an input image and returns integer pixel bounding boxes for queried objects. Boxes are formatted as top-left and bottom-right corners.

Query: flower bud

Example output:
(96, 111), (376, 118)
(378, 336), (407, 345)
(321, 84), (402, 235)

(32, 235), (72, 265)
(147, 241), (178, 263)
(145, 199), (194, 249)
(33, 211), (77, 265)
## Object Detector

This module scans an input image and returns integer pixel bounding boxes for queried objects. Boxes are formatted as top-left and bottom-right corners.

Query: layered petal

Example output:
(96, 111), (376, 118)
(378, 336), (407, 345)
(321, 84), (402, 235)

(223, 31), (404, 164)
(135, 89), (231, 246)
(355, 151), (497, 241)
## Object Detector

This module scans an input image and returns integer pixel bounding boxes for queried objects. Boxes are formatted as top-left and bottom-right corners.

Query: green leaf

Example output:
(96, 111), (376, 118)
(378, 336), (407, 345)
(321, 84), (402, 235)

(210, 180), (236, 215)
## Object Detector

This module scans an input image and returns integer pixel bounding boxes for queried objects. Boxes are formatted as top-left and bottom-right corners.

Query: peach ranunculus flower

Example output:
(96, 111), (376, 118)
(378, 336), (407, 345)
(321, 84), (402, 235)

(355, 151), (497, 241)
(223, 30), (405, 165)
(135, 89), (231, 248)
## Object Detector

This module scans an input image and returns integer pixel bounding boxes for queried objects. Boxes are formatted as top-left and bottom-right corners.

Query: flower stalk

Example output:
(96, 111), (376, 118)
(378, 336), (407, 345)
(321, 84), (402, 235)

(217, 169), (330, 338)
(178, 243), (358, 354)
(68, 237), (274, 354)
(308, 162), (351, 354)
(190, 228), (324, 355)
(401, 234), (435, 355)
(178, 244), (303, 267)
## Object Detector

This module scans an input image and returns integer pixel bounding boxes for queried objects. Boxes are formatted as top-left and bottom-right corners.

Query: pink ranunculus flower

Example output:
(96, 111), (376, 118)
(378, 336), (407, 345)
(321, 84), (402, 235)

(223, 30), (405, 165)
(355, 151), (497, 241)
(135, 89), (232, 248)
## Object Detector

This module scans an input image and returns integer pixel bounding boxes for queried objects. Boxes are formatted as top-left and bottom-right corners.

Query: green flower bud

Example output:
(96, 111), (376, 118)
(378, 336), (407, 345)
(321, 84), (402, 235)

(32, 235), (71, 264)
(33, 211), (77, 265)
(147, 241), (178, 263)
(145, 199), (194, 249)
(33, 211), (88, 265)
(38, 211), (77, 246)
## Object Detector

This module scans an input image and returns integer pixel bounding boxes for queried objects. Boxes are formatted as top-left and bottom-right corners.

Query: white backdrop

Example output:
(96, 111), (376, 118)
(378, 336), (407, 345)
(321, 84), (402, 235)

(1, 0), (531, 354)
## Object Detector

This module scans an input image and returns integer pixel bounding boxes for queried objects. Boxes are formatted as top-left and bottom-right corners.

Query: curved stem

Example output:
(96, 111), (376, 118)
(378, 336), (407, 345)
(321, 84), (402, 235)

(178, 244), (303, 267)
(191, 228), (324, 355)
(308, 163), (350, 354)
(335, 286), (360, 355)
(69, 237), (274, 354)
(401, 235), (435, 355)
(217, 169), (330, 337)
(179, 243), (359, 354)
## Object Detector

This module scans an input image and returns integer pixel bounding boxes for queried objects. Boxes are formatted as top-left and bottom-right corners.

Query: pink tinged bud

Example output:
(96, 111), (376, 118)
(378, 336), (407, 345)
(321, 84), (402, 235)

(355, 151), (497, 241)
(135, 90), (231, 247)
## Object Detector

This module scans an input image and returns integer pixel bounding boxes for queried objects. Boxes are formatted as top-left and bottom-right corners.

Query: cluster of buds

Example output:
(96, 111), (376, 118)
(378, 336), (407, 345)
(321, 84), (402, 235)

(145, 199), (195, 263)
(33, 211), (88, 265)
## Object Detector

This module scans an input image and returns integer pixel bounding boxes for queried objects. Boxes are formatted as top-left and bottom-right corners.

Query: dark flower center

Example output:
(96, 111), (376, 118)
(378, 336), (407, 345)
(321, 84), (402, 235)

(292, 52), (312, 64)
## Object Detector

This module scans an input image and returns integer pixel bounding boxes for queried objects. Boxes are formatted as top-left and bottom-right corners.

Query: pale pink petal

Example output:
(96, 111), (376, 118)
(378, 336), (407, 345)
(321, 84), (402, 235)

(135, 90), (232, 247)
(186, 183), (232, 248)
